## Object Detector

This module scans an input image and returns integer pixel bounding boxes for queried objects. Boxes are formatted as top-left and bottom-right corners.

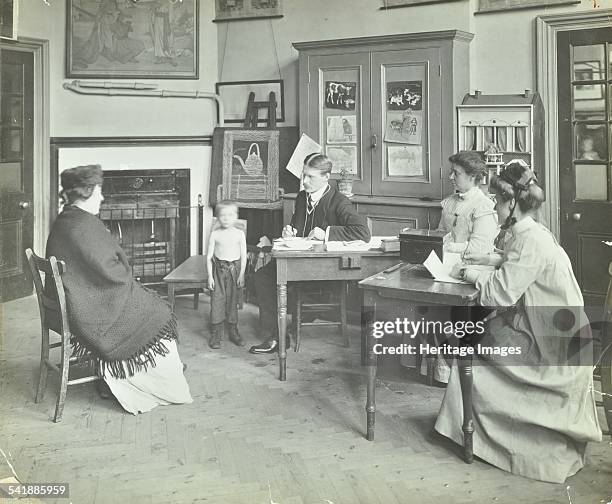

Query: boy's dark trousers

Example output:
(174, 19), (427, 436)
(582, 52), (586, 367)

(211, 258), (241, 326)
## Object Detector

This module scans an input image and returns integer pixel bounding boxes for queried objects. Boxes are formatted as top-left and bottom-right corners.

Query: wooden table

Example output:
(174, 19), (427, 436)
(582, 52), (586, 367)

(163, 255), (207, 311)
(272, 248), (400, 382)
(358, 263), (479, 463)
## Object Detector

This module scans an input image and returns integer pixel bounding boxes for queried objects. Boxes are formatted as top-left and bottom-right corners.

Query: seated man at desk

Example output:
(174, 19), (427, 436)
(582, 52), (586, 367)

(249, 153), (371, 354)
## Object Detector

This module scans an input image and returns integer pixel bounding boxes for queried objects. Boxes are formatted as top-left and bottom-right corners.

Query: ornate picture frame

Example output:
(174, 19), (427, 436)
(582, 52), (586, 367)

(66, 0), (199, 79)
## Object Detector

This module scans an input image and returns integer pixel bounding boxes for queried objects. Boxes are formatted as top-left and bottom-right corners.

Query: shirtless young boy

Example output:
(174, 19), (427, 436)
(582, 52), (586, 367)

(206, 200), (247, 349)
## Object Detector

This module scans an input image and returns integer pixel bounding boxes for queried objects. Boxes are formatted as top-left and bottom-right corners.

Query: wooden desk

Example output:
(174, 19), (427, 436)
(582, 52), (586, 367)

(358, 263), (479, 463)
(163, 255), (207, 310)
(272, 248), (400, 382)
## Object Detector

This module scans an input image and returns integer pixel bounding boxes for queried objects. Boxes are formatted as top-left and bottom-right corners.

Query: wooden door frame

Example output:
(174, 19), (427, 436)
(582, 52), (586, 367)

(536, 9), (612, 240)
(0, 37), (50, 258)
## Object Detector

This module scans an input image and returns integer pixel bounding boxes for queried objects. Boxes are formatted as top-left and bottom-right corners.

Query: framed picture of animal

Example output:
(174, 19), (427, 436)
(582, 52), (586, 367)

(66, 0), (199, 79)
(325, 81), (357, 110)
(387, 81), (423, 111)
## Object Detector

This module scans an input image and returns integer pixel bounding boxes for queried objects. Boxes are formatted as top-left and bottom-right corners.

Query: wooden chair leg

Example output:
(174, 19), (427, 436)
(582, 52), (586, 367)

(53, 337), (71, 423)
(340, 281), (349, 347)
(295, 289), (302, 353)
(35, 327), (50, 403)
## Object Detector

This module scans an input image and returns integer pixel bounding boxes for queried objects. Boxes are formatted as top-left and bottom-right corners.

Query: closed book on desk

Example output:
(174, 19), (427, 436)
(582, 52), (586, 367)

(399, 229), (445, 264)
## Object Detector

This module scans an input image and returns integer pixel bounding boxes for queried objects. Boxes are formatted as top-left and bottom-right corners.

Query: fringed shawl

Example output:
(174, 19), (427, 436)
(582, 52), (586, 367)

(46, 205), (177, 379)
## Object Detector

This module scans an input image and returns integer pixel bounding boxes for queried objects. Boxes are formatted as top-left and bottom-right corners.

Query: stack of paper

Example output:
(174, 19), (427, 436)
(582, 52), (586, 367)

(325, 236), (397, 252)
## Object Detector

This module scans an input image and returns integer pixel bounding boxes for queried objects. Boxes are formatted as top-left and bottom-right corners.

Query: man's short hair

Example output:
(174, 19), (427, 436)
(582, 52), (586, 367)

(303, 153), (332, 175)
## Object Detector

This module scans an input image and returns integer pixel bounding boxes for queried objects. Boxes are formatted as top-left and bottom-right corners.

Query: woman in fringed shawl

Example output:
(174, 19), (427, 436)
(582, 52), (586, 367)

(435, 161), (601, 483)
(46, 165), (192, 415)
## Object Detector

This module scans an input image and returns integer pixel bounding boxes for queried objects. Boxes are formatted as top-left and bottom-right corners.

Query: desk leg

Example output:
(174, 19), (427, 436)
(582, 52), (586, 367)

(168, 284), (176, 312)
(458, 355), (474, 463)
(277, 281), (288, 381)
(363, 299), (377, 441)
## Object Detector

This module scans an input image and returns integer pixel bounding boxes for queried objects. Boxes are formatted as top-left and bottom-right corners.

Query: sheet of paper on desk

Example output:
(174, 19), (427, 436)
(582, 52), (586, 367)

(273, 237), (316, 251)
(286, 134), (322, 180)
(423, 250), (467, 284)
(325, 236), (396, 251)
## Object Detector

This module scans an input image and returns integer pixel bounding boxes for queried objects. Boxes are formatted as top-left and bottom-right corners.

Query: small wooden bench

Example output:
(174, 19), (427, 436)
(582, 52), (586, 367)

(163, 255), (207, 311)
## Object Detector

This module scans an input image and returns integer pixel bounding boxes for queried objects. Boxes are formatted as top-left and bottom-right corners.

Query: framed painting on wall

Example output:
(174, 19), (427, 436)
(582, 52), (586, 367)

(0, 0), (18, 40)
(214, 0), (283, 22)
(66, 0), (199, 79)
(476, 0), (579, 13)
(209, 128), (282, 209)
(380, 0), (462, 9)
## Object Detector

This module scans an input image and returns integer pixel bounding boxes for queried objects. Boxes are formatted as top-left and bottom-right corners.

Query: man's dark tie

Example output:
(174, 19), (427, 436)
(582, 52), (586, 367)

(307, 194), (314, 214)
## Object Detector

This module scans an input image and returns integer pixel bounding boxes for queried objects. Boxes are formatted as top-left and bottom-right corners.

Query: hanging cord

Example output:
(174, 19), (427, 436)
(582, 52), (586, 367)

(219, 22), (231, 81)
(269, 19), (282, 80)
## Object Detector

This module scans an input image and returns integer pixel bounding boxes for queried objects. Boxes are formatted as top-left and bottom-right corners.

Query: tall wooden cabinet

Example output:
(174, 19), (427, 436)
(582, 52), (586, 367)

(287, 31), (473, 234)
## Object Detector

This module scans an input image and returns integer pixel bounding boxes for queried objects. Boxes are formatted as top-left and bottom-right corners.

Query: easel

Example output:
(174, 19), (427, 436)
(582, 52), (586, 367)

(243, 91), (277, 128)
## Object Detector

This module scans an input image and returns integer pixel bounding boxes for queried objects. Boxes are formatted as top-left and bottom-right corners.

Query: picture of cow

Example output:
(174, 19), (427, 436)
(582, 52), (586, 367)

(325, 81), (357, 110)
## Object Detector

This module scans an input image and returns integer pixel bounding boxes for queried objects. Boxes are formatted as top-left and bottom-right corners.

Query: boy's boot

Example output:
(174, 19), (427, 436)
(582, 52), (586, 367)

(227, 322), (245, 346)
(209, 323), (223, 349)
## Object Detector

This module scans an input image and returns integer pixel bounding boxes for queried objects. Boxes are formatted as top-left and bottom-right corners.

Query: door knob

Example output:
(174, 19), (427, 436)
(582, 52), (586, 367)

(18, 201), (30, 209)
(571, 213), (581, 221)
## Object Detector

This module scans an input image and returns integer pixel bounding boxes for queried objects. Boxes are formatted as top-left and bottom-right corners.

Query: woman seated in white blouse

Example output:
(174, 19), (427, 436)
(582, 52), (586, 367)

(402, 151), (498, 382)
(438, 151), (498, 257)
(435, 161), (601, 483)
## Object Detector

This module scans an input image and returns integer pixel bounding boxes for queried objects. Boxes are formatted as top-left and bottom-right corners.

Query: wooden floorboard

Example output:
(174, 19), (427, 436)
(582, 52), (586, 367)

(1, 295), (611, 504)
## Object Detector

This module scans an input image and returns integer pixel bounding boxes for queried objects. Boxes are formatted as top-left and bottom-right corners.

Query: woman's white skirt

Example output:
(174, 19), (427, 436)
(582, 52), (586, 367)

(104, 339), (193, 415)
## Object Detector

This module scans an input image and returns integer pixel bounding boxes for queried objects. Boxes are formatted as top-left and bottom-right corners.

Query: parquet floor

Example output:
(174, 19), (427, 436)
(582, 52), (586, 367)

(0, 295), (610, 504)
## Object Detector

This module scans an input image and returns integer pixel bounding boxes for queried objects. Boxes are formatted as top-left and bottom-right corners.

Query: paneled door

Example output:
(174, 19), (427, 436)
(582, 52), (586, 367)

(558, 29), (612, 308)
(0, 49), (34, 302)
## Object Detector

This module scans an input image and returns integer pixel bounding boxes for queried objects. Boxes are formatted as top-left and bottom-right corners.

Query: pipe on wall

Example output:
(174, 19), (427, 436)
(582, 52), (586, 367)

(63, 80), (225, 128)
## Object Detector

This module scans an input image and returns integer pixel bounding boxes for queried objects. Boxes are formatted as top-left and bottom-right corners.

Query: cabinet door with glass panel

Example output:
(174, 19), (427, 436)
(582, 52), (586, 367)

(371, 48), (441, 198)
(307, 52), (371, 195)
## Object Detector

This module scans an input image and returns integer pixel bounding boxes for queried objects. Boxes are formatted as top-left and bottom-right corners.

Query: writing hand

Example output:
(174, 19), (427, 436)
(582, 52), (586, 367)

(450, 263), (464, 279)
(282, 225), (297, 238)
(307, 227), (326, 241)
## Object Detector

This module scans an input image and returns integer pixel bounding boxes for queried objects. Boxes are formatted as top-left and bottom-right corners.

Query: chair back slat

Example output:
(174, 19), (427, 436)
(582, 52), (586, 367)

(25, 248), (70, 337)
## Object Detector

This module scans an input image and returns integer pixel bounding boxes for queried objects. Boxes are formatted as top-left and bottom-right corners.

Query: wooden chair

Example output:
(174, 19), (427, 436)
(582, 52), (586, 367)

(292, 281), (349, 352)
(593, 261), (612, 438)
(26, 249), (99, 423)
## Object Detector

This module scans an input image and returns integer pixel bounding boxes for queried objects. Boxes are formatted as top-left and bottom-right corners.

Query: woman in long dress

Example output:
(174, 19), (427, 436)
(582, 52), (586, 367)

(46, 165), (192, 415)
(402, 151), (498, 382)
(435, 161), (601, 483)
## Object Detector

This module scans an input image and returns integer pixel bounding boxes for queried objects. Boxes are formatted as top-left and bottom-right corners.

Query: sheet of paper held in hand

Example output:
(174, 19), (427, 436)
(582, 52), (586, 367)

(286, 133), (322, 181)
(423, 250), (467, 284)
